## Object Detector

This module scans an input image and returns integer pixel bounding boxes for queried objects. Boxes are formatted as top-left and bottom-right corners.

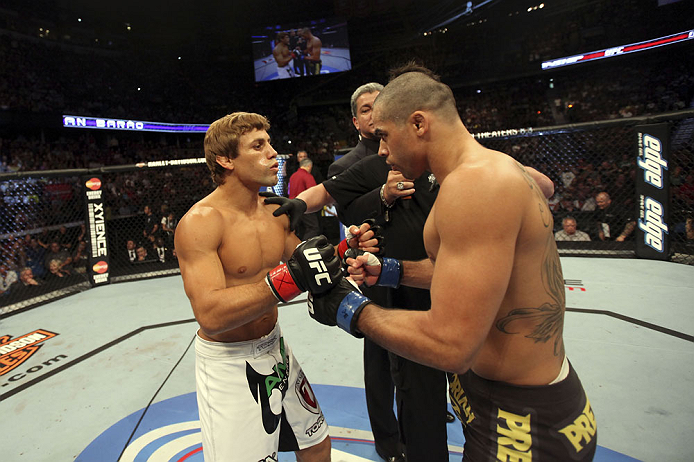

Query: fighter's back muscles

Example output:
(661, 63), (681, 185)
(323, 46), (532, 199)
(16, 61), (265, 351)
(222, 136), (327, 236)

(175, 198), (296, 341)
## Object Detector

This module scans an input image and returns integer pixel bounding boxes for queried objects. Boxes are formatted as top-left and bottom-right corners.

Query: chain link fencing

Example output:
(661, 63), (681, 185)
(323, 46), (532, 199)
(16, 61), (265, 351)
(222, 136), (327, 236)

(474, 110), (693, 263)
(1, 112), (692, 317)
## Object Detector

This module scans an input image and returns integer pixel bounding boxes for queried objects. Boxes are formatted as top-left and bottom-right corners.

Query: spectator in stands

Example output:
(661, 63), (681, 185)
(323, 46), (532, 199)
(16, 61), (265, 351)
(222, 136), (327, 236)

(558, 191), (579, 215)
(288, 158), (321, 240)
(610, 172), (635, 209)
(54, 225), (77, 251)
(72, 240), (89, 274)
(142, 205), (159, 241)
(574, 183), (597, 211)
(19, 267), (42, 286)
(44, 240), (73, 273)
(161, 210), (177, 249)
(37, 228), (51, 249)
(24, 237), (46, 278)
(595, 191), (636, 241)
(675, 173), (694, 209)
(153, 237), (167, 262)
(555, 216), (591, 241)
(46, 259), (71, 280)
(0, 261), (19, 298)
(76, 223), (88, 245)
(126, 239), (137, 263)
(597, 159), (619, 185)
(135, 245), (155, 263)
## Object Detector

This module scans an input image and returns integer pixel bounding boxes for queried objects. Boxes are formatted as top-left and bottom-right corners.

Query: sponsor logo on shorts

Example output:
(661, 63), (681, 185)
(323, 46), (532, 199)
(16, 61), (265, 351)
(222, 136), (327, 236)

(557, 396), (597, 454)
(295, 370), (320, 414)
(448, 374), (474, 425)
(305, 413), (325, 437)
(496, 408), (533, 460)
(0, 330), (59, 377)
(246, 338), (290, 435)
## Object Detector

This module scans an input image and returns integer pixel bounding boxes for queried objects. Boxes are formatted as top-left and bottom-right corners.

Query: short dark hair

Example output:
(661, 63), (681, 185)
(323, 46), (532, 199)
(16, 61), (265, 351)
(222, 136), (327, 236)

(375, 63), (457, 124)
(388, 60), (441, 82)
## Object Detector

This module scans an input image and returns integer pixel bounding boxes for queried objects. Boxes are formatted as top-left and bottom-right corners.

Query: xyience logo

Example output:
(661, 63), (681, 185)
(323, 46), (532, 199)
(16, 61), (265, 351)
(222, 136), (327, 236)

(638, 196), (668, 252)
(638, 133), (668, 189)
(85, 177), (102, 191)
(0, 330), (59, 376)
(93, 261), (109, 274)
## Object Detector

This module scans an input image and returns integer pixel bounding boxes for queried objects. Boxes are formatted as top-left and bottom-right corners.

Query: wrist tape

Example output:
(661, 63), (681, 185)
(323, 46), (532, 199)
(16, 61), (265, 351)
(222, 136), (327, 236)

(336, 291), (369, 338)
(376, 257), (402, 288)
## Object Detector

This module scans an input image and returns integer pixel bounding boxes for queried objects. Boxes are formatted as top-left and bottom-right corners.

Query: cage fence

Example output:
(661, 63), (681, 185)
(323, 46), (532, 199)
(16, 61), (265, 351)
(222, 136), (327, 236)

(1, 113), (692, 317)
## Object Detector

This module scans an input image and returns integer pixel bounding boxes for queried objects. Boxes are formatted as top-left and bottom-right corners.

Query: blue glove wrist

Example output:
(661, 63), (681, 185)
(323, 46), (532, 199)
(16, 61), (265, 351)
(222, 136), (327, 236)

(377, 257), (402, 288)
(336, 291), (370, 338)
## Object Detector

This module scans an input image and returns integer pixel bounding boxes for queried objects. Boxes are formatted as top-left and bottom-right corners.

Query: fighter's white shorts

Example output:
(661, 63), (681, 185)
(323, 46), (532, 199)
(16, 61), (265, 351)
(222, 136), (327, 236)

(195, 323), (328, 461)
(276, 63), (295, 79)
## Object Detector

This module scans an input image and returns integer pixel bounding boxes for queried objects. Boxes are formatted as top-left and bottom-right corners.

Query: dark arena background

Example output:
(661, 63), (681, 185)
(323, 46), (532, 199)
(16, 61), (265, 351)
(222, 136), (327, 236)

(1, 1), (693, 461)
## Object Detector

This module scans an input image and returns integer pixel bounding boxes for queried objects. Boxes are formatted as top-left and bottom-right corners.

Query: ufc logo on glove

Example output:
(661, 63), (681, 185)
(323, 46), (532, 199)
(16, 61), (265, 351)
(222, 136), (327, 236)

(303, 248), (332, 286)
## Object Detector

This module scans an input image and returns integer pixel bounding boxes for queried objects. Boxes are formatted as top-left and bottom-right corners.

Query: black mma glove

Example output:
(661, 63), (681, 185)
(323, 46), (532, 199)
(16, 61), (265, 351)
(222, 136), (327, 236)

(266, 235), (342, 303)
(308, 278), (371, 337)
(260, 192), (307, 232)
(337, 218), (386, 262)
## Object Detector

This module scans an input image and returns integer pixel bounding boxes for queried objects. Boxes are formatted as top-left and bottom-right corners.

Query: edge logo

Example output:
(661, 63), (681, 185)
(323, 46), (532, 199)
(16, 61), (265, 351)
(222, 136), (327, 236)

(638, 134), (668, 189)
(638, 196), (668, 253)
(0, 329), (59, 377)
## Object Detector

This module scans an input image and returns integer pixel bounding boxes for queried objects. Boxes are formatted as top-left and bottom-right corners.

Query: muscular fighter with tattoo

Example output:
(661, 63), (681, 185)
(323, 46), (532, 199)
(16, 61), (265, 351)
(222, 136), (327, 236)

(306, 64), (598, 461)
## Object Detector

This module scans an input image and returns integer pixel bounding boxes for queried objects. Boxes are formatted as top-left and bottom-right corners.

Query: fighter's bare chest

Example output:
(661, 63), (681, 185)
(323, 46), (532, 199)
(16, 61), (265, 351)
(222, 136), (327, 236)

(423, 204), (440, 263)
(217, 217), (286, 278)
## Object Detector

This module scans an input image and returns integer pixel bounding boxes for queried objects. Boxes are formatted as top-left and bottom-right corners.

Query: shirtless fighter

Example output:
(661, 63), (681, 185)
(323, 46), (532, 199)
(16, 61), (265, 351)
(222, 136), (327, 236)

(273, 32), (295, 79)
(301, 27), (322, 76)
(175, 112), (344, 461)
(306, 65), (598, 461)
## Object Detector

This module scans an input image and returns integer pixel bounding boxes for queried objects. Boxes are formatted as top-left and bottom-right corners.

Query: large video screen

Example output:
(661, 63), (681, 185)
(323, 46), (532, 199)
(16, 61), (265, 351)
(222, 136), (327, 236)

(251, 17), (352, 82)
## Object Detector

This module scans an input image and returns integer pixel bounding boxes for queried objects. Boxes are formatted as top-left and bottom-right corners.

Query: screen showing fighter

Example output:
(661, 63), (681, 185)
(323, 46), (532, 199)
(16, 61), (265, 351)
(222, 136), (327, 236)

(251, 17), (352, 82)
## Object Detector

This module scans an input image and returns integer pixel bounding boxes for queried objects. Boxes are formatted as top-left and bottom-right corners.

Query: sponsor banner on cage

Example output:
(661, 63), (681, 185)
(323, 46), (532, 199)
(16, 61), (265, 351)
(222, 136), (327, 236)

(635, 124), (670, 260)
(83, 175), (111, 286)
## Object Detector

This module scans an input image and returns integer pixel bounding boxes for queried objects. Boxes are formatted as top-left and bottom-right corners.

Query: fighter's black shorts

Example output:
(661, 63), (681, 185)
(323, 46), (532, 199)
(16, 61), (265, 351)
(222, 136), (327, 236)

(448, 361), (597, 461)
(305, 59), (322, 75)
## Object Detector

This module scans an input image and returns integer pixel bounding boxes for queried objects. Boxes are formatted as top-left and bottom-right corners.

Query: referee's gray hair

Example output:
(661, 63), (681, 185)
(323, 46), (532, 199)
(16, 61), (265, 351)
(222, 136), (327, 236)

(350, 82), (384, 118)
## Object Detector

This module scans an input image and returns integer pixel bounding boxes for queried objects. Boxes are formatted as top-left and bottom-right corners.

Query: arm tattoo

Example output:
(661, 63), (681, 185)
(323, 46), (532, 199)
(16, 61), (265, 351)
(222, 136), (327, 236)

(514, 161), (551, 228)
(496, 233), (566, 357)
